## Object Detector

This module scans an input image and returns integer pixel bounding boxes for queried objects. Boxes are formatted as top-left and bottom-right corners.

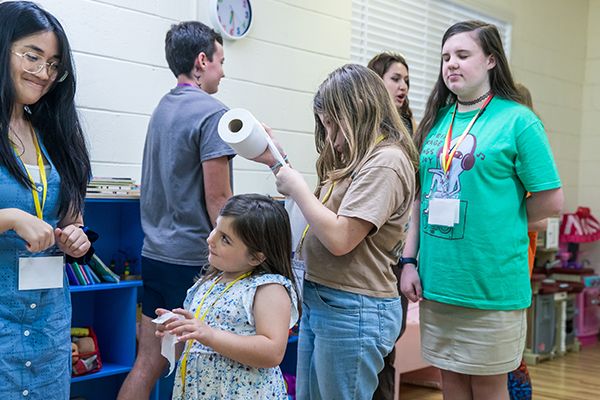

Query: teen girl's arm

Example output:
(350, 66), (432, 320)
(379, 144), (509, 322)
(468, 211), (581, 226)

(400, 199), (423, 302)
(166, 283), (292, 368)
(275, 165), (374, 256)
(0, 209), (55, 252)
(528, 219), (548, 232)
(526, 187), (563, 223)
(55, 208), (91, 258)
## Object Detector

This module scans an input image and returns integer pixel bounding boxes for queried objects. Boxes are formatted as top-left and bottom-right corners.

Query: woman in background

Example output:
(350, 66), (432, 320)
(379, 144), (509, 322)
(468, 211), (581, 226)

(368, 52), (416, 135)
(368, 51), (417, 400)
(0, 2), (91, 398)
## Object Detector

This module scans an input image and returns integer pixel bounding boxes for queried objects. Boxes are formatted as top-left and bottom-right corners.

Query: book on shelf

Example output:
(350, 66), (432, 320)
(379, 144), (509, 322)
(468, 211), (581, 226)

(66, 263), (79, 286)
(74, 262), (92, 285)
(71, 262), (88, 285)
(83, 263), (102, 284)
(89, 255), (120, 283)
(86, 177), (140, 198)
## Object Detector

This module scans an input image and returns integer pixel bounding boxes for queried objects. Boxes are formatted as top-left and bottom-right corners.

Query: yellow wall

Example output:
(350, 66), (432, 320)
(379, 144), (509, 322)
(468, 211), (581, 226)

(580, 0), (600, 270)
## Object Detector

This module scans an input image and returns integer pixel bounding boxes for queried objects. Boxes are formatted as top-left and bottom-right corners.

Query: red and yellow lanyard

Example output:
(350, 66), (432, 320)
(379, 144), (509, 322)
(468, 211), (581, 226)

(441, 95), (493, 176)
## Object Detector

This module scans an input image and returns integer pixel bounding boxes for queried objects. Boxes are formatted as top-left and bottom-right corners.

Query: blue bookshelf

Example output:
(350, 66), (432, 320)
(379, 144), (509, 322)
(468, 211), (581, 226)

(70, 198), (144, 400)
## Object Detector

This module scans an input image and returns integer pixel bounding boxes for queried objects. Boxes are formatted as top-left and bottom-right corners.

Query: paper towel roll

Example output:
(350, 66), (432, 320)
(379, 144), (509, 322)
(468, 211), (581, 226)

(218, 108), (270, 160)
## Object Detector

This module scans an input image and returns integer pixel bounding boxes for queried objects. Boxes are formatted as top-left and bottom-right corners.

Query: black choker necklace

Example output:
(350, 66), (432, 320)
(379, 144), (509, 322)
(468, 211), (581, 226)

(456, 90), (492, 106)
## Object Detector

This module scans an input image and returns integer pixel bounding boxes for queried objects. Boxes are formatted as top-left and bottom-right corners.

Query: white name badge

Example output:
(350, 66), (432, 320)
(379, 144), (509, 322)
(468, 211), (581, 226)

(18, 256), (64, 290)
(428, 198), (460, 227)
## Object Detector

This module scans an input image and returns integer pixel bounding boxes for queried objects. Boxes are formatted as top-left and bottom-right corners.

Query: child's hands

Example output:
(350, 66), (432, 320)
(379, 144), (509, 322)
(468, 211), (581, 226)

(154, 308), (178, 339)
(164, 308), (215, 345)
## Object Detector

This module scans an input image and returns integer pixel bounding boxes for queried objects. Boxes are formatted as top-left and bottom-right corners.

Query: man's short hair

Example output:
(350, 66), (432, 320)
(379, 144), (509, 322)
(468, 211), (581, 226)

(165, 21), (223, 77)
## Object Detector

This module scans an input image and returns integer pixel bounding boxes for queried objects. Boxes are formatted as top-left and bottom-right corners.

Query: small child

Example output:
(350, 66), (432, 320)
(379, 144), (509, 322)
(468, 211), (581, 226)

(156, 194), (300, 399)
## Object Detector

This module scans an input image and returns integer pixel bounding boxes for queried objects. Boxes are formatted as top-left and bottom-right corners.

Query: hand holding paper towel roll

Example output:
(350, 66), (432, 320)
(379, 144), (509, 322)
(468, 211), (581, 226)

(218, 109), (304, 253)
(218, 108), (286, 166)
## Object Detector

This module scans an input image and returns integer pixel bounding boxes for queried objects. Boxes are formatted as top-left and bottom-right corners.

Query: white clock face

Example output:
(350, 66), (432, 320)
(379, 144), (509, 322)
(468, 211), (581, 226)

(216, 0), (252, 39)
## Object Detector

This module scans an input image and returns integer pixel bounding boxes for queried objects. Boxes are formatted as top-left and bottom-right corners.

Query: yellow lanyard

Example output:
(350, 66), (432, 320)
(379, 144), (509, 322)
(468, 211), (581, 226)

(295, 134), (387, 255)
(180, 271), (252, 388)
(441, 95), (493, 175)
(10, 123), (47, 219)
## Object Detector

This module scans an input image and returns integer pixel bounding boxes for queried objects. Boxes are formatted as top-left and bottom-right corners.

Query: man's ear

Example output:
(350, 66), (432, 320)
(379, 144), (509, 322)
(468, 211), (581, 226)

(196, 52), (208, 71)
(249, 252), (266, 267)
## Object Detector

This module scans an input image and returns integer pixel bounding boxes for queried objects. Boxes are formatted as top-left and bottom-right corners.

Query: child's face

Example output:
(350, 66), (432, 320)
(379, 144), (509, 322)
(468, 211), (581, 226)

(206, 216), (263, 280)
(319, 113), (345, 154)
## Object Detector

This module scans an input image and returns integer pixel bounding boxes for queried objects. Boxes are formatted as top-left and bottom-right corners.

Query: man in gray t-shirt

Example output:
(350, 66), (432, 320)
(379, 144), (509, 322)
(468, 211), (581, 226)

(117, 21), (235, 400)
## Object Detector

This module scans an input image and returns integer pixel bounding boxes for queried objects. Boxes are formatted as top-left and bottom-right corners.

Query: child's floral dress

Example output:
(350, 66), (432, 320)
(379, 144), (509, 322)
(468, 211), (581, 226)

(172, 273), (299, 400)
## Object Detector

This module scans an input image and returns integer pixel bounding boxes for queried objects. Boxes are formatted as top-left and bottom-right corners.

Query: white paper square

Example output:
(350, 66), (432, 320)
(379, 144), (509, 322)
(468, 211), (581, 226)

(18, 256), (64, 290)
(428, 198), (460, 227)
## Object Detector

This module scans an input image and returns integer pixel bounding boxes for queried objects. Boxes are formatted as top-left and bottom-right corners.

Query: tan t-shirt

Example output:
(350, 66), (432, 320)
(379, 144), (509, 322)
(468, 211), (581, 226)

(301, 145), (415, 298)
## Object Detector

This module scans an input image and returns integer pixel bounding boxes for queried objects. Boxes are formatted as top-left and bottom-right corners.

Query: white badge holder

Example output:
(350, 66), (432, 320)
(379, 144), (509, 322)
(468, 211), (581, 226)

(18, 246), (65, 291)
(428, 198), (460, 227)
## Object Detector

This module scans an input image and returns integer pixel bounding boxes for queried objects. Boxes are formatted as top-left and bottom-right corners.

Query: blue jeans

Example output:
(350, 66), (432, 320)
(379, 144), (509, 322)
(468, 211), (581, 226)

(296, 280), (402, 400)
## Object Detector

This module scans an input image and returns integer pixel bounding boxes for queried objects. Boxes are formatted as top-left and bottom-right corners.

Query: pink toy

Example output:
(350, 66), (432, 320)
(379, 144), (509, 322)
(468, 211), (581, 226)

(574, 280), (600, 346)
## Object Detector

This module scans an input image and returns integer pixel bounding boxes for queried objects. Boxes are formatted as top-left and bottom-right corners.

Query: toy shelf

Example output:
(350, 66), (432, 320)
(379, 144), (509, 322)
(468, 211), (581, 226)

(70, 198), (144, 400)
(71, 362), (132, 383)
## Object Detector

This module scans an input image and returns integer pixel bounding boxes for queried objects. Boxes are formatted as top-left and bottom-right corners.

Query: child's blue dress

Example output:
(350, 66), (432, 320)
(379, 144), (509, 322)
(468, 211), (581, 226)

(172, 273), (299, 400)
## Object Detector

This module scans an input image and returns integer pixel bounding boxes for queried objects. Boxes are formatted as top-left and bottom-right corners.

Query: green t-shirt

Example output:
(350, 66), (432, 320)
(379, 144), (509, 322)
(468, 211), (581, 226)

(419, 96), (561, 310)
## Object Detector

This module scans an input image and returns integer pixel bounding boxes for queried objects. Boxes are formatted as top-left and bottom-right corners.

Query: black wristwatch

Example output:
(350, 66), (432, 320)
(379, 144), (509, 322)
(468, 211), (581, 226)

(399, 257), (418, 268)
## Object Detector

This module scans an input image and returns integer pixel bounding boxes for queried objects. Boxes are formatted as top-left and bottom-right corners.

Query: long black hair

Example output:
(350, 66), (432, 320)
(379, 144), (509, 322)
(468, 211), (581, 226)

(0, 1), (91, 220)
(414, 20), (520, 152)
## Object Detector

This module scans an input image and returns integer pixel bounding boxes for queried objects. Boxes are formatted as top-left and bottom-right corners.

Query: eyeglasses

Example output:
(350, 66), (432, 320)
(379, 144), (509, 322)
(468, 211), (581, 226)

(11, 50), (68, 82)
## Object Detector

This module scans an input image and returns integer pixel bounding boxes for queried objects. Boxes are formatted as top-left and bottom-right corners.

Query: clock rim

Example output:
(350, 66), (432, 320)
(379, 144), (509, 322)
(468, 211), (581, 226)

(208, 0), (253, 41)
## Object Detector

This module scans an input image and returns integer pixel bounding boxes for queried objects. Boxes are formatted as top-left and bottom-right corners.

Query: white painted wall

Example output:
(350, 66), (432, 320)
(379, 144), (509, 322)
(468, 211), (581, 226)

(29, 0), (600, 270)
(34, 0), (351, 197)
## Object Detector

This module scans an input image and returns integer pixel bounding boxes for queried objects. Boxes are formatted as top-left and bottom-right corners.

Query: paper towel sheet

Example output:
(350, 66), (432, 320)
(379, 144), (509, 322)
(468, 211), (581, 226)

(152, 312), (184, 376)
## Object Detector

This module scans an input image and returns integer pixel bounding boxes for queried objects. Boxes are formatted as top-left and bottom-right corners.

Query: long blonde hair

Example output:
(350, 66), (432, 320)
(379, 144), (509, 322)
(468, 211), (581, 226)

(312, 64), (418, 196)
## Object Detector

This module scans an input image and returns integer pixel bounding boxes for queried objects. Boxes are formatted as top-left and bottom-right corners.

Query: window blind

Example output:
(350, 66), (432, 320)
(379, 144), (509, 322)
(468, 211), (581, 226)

(351, 0), (511, 122)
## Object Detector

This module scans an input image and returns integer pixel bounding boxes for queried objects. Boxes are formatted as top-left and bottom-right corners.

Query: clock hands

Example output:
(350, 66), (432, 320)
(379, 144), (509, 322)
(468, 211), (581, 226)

(229, 5), (246, 30)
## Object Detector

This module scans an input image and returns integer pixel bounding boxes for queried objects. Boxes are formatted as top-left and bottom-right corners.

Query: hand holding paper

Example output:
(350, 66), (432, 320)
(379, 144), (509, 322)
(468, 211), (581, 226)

(152, 311), (184, 376)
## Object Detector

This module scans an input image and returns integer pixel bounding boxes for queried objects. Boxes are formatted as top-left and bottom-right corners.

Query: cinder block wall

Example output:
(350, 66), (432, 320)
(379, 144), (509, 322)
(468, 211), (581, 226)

(36, 0), (351, 197)
(34, 0), (600, 270)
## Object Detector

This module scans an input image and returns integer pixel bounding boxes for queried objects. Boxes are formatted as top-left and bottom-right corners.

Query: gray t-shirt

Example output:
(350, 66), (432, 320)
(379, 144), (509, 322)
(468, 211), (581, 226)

(140, 86), (235, 265)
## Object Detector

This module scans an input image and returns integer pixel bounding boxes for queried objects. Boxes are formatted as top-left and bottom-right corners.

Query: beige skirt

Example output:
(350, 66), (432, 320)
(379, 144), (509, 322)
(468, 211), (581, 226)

(419, 299), (526, 375)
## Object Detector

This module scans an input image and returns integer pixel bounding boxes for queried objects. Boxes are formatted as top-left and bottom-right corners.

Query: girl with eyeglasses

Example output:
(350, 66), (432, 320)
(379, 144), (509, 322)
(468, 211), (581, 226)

(0, 2), (91, 398)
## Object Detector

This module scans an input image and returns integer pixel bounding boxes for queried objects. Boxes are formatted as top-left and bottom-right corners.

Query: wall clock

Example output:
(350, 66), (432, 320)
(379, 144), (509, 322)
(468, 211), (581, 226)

(208, 0), (253, 40)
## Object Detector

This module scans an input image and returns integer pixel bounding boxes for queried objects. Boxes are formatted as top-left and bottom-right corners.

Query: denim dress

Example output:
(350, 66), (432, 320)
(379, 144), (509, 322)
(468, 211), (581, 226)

(0, 138), (71, 400)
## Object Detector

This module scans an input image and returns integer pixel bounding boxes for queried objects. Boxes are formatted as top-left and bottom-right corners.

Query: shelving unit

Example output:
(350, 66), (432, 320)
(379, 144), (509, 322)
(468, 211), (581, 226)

(70, 281), (141, 399)
(70, 198), (143, 400)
